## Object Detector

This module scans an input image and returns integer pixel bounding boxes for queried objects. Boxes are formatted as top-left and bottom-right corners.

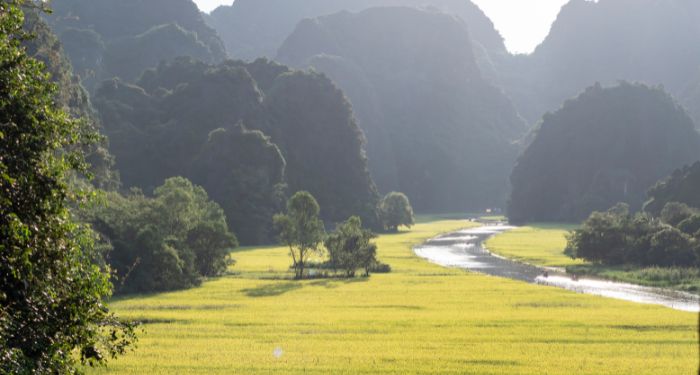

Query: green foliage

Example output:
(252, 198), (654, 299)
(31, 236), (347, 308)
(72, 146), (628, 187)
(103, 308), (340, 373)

(659, 202), (697, 227)
(274, 192), (326, 279)
(0, 1), (134, 371)
(23, 9), (119, 189)
(87, 178), (237, 294)
(324, 216), (378, 277)
(645, 162), (700, 216)
(95, 58), (379, 243)
(566, 203), (698, 268)
(191, 123), (287, 245)
(509, 83), (700, 224)
(379, 192), (415, 232)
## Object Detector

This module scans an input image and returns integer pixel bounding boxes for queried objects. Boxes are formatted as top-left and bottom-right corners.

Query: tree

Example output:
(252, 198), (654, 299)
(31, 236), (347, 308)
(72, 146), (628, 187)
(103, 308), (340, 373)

(325, 216), (378, 277)
(274, 192), (325, 279)
(379, 192), (415, 232)
(87, 178), (238, 294)
(0, 1), (134, 372)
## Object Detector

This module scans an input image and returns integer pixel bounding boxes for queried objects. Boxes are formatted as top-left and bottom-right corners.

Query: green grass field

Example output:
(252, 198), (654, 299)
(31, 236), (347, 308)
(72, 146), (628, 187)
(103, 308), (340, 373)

(94, 219), (698, 374)
(486, 224), (700, 292)
(484, 224), (582, 267)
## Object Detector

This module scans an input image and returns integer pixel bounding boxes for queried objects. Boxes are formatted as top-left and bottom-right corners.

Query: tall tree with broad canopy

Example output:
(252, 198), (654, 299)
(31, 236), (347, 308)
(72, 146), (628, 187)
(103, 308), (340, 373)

(324, 216), (378, 277)
(274, 192), (326, 279)
(379, 192), (415, 232)
(0, 1), (134, 371)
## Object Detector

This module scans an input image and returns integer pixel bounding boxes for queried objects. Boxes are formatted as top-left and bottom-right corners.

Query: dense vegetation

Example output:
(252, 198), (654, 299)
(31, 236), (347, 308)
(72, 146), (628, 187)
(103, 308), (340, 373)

(378, 192), (415, 232)
(645, 162), (700, 216)
(1, 2), (134, 371)
(278, 7), (525, 211)
(509, 83), (700, 223)
(95, 57), (380, 244)
(85, 178), (237, 294)
(23, 9), (119, 189)
(566, 203), (699, 268)
(274, 192), (326, 279)
(45, 0), (225, 92)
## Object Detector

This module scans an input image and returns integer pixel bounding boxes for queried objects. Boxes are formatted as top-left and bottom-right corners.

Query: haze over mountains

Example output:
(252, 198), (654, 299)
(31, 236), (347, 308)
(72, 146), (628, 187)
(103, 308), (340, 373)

(277, 7), (525, 211)
(44, 0), (700, 228)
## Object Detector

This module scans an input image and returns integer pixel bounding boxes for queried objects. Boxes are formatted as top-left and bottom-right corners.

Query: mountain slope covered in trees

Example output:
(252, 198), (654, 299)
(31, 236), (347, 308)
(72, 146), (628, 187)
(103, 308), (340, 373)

(504, 0), (700, 124)
(45, 0), (226, 91)
(509, 83), (700, 223)
(206, 0), (506, 63)
(95, 58), (379, 243)
(277, 7), (525, 211)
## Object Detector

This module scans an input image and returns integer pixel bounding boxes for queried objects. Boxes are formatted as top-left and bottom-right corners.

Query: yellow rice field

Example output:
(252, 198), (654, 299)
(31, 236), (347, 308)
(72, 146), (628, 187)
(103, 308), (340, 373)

(92, 219), (699, 374)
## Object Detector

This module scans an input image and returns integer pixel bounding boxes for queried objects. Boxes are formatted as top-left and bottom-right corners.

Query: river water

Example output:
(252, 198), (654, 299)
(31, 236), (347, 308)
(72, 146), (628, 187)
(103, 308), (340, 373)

(414, 224), (700, 312)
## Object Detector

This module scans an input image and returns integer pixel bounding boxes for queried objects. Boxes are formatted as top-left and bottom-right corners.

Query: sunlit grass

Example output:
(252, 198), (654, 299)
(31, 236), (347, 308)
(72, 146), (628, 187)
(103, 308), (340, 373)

(485, 223), (584, 267)
(93, 219), (698, 374)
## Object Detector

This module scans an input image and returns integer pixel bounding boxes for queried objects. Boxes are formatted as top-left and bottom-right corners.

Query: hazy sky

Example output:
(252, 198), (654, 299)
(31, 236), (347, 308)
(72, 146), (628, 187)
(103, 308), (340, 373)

(193, 0), (570, 54)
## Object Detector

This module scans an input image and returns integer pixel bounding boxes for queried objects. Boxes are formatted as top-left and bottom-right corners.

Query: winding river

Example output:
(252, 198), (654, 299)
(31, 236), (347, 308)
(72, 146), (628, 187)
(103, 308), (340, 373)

(414, 224), (700, 312)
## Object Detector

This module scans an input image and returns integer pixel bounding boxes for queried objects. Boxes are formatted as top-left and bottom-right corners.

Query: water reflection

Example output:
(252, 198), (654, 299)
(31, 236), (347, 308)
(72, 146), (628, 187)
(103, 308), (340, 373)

(414, 225), (700, 312)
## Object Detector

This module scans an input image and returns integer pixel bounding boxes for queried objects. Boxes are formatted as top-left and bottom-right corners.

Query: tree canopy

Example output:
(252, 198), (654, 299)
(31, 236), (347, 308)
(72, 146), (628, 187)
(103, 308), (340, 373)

(645, 162), (700, 216)
(274, 192), (326, 279)
(95, 57), (379, 244)
(1, 2), (134, 371)
(379, 192), (415, 232)
(509, 83), (700, 223)
(86, 178), (237, 294)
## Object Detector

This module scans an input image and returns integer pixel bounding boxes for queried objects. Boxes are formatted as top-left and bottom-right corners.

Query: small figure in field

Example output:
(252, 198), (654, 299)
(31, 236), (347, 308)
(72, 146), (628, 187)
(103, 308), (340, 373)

(571, 274), (579, 281)
(542, 270), (549, 278)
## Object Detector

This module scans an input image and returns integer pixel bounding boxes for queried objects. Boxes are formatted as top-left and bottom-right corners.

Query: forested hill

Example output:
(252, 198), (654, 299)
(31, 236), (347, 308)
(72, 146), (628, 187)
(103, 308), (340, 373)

(681, 69), (700, 129)
(95, 58), (379, 244)
(278, 7), (526, 212)
(206, 0), (506, 62)
(44, 0), (226, 92)
(22, 10), (118, 188)
(508, 83), (700, 224)
(504, 0), (700, 124)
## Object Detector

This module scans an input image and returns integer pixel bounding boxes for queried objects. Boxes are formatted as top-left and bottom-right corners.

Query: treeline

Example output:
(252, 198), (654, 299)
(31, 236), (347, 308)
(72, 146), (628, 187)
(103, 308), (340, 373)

(566, 203), (700, 268)
(84, 178), (237, 294)
(96, 57), (380, 245)
(275, 191), (409, 279)
(567, 162), (700, 268)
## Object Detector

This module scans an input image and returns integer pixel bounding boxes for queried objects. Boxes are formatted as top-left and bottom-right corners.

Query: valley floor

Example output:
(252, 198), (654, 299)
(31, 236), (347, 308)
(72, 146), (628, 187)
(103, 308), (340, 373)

(95, 219), (698, 374)
(486, 224), (700, 293)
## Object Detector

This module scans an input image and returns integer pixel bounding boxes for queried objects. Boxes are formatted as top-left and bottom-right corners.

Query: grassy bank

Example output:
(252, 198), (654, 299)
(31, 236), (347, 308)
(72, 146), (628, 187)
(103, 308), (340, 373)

(485, 224), (582, 267)
(566, 265), (700, 293)
(93, 219), (698, 374)
(485, 224), (700, 293)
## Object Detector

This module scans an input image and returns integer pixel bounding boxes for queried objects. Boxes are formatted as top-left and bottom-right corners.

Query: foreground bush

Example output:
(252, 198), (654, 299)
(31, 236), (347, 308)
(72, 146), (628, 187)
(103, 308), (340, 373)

(1, 2), (135, 371)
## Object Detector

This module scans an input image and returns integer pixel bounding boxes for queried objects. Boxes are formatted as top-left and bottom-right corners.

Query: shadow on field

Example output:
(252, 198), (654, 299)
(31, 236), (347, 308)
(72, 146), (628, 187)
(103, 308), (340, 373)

(308, 277), (369, 289)
(241, 282), (303, 297)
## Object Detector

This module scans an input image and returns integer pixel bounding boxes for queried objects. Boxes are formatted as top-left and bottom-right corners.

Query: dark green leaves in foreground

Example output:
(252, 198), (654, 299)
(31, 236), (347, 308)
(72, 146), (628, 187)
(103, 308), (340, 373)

(0, 1), (134, 372)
